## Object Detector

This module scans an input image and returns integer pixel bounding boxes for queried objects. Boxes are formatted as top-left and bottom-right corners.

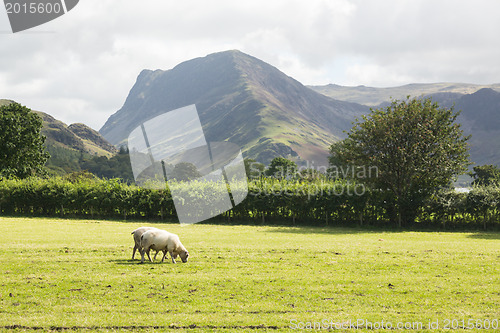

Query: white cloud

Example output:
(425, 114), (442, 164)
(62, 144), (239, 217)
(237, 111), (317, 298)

(1, 0), (499, 129)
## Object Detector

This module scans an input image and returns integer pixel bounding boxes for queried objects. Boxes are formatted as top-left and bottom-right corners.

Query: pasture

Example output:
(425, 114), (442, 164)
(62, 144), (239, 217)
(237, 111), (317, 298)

(0, 217), (499, 332)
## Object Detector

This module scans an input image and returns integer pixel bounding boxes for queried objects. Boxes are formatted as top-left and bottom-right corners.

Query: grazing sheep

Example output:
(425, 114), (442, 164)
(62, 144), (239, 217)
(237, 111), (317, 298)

(140, 229), (189, 264)
(131, 227), (161, 260)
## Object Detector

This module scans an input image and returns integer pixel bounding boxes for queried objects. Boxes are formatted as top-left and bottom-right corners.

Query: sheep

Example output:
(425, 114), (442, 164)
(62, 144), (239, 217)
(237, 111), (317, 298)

(140, 229), (189, 264)
(131, 227), (161, 260)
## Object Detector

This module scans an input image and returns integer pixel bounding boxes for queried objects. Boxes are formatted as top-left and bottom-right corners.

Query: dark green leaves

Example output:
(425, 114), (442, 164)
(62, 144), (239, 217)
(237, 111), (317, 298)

(0, 102), (49, 179)
(331, 97), (470, 225)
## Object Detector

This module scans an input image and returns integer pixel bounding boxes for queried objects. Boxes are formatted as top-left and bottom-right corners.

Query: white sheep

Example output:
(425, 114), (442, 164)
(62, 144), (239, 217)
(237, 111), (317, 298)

(140, 229), (189, 264)
(131, 227), (161, 260)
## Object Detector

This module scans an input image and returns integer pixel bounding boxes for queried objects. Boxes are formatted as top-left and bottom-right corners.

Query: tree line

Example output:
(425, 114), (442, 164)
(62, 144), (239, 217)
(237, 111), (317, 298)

(1, 99), (499, 229)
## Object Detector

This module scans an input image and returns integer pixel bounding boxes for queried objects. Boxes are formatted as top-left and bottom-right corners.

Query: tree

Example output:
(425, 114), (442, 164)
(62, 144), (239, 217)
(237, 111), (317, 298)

(470, 165), (500, 186)
(0, 102), (49, 178)
(170, 162), (202, 181)
(244, 158), (265, 179)
(331, 97), (470, 226)
(265, 157), (297, 179)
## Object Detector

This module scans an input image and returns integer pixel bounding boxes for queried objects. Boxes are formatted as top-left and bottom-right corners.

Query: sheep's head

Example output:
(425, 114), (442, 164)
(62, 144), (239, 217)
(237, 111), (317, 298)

(180, 250), (189, 263)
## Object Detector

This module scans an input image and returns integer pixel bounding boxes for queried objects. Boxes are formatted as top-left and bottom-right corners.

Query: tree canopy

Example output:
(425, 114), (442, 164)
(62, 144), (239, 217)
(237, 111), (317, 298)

(0, 102), (49, 178)
(170, 162), (202, 181)
(265, 157), (297, 179)
(330, 97), (470, 226)
(470, 164), (500, 186)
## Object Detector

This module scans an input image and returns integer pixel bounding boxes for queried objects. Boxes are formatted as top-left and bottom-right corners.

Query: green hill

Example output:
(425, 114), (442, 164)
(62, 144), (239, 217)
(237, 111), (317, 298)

(0, 99), (117, 174)
(36, 111), (117, 158)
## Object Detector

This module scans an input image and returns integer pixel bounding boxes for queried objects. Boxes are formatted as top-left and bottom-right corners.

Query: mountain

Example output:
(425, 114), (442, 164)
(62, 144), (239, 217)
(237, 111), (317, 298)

(35, 111), (117, 157)
(100, 50), (369, 165)
(310, 83), (500, 106)
(434, 88), (500, 166)
(388, 88), (500, 167)
(0, 99), (15, 107)
(310, 84), (500, 167)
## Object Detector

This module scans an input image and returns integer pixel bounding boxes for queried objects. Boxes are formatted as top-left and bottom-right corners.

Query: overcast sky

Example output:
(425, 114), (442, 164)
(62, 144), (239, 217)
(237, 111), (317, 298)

(1, 0), (499, 130)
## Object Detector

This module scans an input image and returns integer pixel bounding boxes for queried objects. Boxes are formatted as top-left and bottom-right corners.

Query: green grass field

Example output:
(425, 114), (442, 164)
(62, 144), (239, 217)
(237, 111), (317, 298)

(0, 217), (499, 332)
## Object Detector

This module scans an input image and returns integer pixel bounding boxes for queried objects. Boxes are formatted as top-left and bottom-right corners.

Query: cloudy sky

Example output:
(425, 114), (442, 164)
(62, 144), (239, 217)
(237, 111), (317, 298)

(1, 0), (499, 130)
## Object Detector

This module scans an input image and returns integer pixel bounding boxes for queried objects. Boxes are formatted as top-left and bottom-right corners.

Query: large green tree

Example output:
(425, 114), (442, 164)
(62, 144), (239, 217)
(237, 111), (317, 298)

(330, 97), (470, 226)
(0, 102), (49, 178)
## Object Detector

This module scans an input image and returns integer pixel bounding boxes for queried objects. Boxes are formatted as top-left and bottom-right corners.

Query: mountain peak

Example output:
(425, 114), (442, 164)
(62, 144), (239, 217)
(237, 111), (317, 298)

(100, 50), (368, 164)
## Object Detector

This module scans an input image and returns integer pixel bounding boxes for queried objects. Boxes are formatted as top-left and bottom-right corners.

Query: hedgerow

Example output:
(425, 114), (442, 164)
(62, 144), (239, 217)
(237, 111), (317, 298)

(0, 176), (498, 229)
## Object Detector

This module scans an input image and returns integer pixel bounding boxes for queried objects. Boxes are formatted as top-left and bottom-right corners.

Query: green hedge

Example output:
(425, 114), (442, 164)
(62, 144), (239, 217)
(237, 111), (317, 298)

(0, 177), (174, 219)
(0, 176), (498, 229)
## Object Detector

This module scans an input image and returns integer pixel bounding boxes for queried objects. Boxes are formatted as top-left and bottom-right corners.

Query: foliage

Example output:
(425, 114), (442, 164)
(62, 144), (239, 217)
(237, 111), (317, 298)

(244, 158), (265, 178)
(265, 157), (298, 179)
(44, 145), (95, 176)
(1, 176), (499, 229)
(332, 97), (471, 226)
(169, 162), (202, 181)
(0, 102), (49, 178)
(78, 146), (134, 183)
(470, 164), (500, 186)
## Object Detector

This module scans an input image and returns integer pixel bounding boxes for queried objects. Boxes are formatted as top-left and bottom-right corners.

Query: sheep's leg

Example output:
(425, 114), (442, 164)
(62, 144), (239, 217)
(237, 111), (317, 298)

(140, 248), (146, 264)
(153, 251), (159, 261)
(132, 244), (138, 260)
(146, 248), (153, 263)
(161, 250), (167, 263)
(170, 251), (177, 264)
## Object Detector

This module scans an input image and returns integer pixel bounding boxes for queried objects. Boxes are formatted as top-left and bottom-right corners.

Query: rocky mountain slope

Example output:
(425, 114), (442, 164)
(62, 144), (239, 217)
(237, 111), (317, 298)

(35, 111), (117, 157)
(100, 50), (368, 165)
(426, 88), (500, 166)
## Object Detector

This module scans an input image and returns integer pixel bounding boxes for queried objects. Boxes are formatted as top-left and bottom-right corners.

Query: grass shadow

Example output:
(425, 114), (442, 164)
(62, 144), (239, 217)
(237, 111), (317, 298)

(466, 232), (500, 240)
(109, 259), (146, 265)
(262, 224), (399, 236)
(263, 223), (500, 236)
(110, 258), (171, 265)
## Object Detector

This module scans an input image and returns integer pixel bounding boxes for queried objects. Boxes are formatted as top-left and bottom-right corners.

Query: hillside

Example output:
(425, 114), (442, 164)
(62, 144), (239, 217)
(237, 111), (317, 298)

(100, 50), (368, 165)
(310, 83), (500, 106)
(427, 88), (500, 166)
(309, 84), (500, 167)
(1, 99), (117, 174)
(0, 99), (15, 107)
(35, 111), (117, 157)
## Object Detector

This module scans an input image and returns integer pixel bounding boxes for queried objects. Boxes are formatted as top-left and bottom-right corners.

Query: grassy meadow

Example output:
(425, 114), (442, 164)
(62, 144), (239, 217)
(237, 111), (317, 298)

(0, 217), (499, 332)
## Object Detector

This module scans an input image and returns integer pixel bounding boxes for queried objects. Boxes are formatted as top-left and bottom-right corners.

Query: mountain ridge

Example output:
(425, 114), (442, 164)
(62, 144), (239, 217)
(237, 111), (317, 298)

(309, 82), (500, 106)
(35, 111), (117, 157)
(427, 88), (500, 166)
(100, 50), (369, 165)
